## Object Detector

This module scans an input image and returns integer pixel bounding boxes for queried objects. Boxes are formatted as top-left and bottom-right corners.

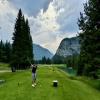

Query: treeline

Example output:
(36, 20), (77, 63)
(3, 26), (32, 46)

(35, 56), (51, 64)
(11, 9), (33, 69)
(0, 40), (12, 63)
(53, 0), (100, 79)
(0, 9), (33, 70)
(53, 54), (79, 69)
(77, 0), (100, 78)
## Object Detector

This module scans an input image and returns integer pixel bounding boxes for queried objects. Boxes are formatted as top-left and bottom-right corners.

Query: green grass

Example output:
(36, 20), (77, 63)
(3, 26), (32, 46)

(0, 63), (10, 70)
(0, 65), (100, 100)
(76, 76), (100, 90)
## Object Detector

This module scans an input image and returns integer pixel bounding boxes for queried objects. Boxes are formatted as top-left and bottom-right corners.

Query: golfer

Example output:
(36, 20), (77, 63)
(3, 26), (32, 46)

(31, 64), (37, 87)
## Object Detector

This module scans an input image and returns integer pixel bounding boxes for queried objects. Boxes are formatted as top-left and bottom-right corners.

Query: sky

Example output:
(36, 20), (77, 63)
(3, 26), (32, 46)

(0, 0), (87, 54)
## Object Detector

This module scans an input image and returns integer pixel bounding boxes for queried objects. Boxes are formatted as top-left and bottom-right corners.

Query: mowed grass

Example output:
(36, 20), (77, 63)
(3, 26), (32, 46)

(0, 63), (10, 70)
(0, 65), (100, 100)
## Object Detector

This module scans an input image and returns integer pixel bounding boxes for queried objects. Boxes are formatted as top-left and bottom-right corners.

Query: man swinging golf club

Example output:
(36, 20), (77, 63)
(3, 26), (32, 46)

(31, 64), (37, 87)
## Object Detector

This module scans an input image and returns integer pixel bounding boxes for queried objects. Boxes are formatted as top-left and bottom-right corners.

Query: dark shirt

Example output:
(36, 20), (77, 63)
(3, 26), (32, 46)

(32, 65), (37, 73)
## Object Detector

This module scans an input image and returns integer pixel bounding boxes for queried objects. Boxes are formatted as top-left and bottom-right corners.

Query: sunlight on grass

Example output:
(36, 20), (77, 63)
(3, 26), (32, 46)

(0, 63), (10, 70)
(0, 65), (100, 100)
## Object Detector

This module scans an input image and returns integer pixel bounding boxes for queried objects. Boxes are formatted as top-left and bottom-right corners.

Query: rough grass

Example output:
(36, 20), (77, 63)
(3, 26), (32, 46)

(0, 63), (10, 70)
(77, 77), (100, 90)
(0, 65), (100, 100)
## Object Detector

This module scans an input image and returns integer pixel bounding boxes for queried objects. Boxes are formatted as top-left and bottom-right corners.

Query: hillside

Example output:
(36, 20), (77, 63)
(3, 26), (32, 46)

(33, 44), (53, 60)
(53, 37), (80, 59)
(0, 65), (100, 100)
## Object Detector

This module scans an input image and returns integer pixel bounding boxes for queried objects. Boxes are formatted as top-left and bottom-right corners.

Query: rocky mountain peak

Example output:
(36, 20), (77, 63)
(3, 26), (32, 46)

(54, 37), (80, 58)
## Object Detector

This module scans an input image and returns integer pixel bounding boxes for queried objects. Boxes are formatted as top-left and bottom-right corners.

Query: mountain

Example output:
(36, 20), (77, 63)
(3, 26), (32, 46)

(53, 37), (80, 59)
(33, 44), (53, 60)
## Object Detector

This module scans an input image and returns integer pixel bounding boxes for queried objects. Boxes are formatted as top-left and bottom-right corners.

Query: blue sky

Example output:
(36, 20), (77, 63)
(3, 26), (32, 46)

(0, 0), (87, 53)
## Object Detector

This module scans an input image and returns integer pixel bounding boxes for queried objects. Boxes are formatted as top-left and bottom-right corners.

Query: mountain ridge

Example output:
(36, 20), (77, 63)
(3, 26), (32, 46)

(33, 44), (53, 60)
(53, 36), (80, 59)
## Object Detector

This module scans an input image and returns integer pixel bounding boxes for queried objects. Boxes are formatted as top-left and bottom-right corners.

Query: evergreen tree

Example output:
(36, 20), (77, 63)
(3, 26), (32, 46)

(11, 9), (33, 69)
(0, 40), (4, 62)
(25, 19), (33, 62)
(0, 41), (6, 62)
(46, 58), (51, 64)
(52, 55), (64, 64)
(0, 40), (11, 63)
(4, 41), (12, 62)
(41, 56), (47, 64)
(77, 0), (100, 77)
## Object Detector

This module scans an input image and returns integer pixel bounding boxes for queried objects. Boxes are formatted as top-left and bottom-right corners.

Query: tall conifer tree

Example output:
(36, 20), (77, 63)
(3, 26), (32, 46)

(11, 9), (33, 69)
(77, 0), (100, 77)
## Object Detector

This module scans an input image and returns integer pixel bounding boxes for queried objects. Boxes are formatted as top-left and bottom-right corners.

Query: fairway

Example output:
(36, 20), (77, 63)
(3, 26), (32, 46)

(0, 65), (100, 100)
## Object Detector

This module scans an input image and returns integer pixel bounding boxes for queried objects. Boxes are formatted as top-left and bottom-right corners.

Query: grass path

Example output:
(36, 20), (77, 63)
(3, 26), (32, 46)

(0, 66), (100, 100)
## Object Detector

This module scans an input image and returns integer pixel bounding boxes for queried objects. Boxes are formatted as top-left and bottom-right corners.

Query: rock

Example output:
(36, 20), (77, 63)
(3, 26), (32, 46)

(53, 36), (80, 58)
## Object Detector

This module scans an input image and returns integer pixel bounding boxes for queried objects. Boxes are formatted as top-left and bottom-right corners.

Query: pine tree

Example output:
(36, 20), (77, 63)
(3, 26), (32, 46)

(77, 0), (100, 77)
(46, 58), (51, 64)
(4, 41), (12, 63)
(25, 19), (33, 63)
(41, 56), (47, 64)
(0, 40), (11, 63)
(0, 40), (4, 62)
(11, 9), (33, 69)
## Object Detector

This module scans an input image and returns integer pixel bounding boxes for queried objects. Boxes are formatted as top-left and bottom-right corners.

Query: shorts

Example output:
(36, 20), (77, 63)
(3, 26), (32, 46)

(32, 73), (36, 80)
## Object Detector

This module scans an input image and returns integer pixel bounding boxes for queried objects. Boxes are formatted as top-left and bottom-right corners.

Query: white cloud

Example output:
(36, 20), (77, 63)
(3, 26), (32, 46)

(28, 0), (86, 53)
(0, 0), (86, 54)
(27, 1), (61, 53)
(0, 0), (17, 41)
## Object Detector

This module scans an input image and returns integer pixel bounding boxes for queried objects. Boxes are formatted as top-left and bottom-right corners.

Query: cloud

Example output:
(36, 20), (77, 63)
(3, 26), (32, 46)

(28, 0), (86, 53)
(0, 0), (86, 53)
(9, 0), (52, 16)
(0, 0), (17, 41)
(27, 1), (61, 53)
